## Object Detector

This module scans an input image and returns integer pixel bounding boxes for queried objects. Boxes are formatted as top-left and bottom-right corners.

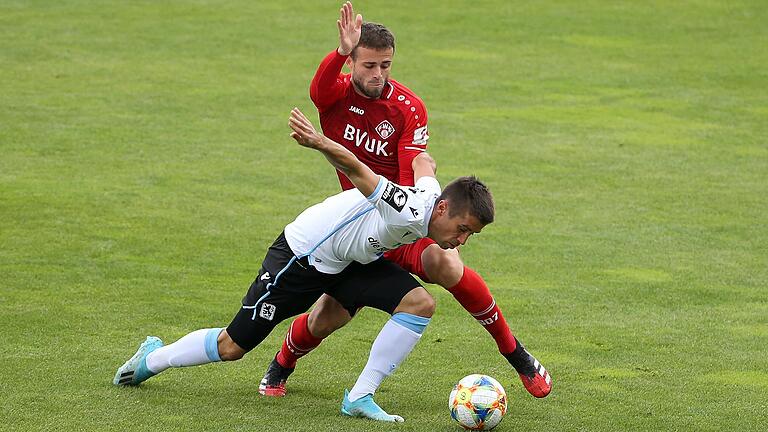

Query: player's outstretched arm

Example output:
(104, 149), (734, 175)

(412, 152), (436, 182)
(337, 1), (362, 56)
(310, 2), (361, 111)
(289, 107), (378, 197)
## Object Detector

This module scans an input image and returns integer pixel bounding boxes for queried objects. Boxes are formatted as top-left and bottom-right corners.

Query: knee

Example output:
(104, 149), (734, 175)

(421, 246), (464, 288)
(395, 288), (436, 318)
(218, 330), (246, 361)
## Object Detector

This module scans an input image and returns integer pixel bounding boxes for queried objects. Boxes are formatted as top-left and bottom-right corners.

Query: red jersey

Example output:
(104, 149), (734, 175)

(310, 50), (429, 190)
(306, 51), (523, 366)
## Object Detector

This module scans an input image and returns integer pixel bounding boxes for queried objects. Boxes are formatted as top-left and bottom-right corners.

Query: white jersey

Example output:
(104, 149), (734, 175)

(284, 176), (441, 274)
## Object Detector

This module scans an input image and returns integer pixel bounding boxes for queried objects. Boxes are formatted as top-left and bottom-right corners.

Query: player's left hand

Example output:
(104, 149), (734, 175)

(337, 1), (362, 56)
(289, 107), (324, 149)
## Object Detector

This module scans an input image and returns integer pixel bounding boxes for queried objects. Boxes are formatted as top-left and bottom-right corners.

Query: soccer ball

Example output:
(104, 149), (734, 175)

(448, 374), (508, 430)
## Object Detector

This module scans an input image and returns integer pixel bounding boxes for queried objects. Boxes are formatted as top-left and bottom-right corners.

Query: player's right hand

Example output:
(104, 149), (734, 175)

(337, 1), (362, 56)
(289, 108), (323, 149)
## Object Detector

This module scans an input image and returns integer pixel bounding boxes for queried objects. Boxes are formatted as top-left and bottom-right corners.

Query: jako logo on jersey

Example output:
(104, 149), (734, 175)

(376, 120), (395, 139)
(260, 272), (270, 281)
(348, 105), (365, 115)
(260, 303), (276, 321)
(343, 124), (390, 156)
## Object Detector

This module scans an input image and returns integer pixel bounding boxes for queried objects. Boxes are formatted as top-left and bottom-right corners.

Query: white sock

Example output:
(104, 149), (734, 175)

(347, 317), (424, 402)
(145, 328), (223, 374)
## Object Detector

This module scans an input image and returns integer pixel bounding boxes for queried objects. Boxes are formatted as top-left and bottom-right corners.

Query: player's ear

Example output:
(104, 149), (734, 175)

(436, 199), (448, 216)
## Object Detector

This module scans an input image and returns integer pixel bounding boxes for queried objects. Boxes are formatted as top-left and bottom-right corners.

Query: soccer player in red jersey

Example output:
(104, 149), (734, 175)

(260, 1), (551, 415)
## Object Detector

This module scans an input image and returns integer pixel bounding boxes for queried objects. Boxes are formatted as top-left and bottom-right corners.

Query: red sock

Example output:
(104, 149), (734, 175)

(275, 313), (324, 369)
(447, 267), (517, 354)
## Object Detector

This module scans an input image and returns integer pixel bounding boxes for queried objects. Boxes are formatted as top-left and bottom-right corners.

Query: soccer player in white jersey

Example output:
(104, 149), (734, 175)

(261, 2), (552, 407)
(113, 108), (494, 421)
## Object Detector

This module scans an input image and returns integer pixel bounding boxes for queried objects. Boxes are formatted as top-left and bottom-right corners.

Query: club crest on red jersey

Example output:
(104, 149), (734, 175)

(375, 120), (395, 139)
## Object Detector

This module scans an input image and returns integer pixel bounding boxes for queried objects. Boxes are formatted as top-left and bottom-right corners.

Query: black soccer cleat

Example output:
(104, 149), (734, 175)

(259, 354), (295, 397)
(503, 338), (552, 398)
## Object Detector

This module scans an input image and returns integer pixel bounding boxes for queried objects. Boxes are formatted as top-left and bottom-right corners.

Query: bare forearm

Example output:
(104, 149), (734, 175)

(288, 106), (378, 196)
(412, 152), (437, 181)
(316, 136), (378, 196)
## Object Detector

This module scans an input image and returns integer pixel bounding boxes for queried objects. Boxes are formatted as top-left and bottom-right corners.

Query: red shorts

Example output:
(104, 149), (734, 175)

(383, 237), (436, 282)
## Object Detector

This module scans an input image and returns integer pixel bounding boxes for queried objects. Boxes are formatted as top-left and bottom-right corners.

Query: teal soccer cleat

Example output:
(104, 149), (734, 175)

(113, 336), (164, 386)
(340, 389), (404, 422)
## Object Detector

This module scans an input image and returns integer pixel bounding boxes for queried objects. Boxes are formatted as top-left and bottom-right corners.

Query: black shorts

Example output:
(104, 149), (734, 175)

(327, 258), (421, 317)
(226, 232), (422, 352)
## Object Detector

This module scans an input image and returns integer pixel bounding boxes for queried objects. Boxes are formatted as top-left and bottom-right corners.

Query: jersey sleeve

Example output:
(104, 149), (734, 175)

(310, 50), (349, 112)
(397, 97), (429, 186)
(414, 175), (440, 195)
(367, 176), (427, 229)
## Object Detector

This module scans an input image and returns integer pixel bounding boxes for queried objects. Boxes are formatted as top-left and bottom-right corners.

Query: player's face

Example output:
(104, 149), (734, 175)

(348, 46), (394, 99)
(428, 202), (485, 250)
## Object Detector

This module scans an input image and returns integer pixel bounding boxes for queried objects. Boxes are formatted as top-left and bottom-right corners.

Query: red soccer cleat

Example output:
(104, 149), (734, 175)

(503, 338), (552, 398)
(517, 356), (552, 398)
(259, 355), (294, 397)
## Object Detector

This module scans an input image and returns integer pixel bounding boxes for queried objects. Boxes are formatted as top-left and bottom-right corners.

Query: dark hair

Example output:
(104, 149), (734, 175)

(351, 22), (395, 59)
(438, 176), (495, 225)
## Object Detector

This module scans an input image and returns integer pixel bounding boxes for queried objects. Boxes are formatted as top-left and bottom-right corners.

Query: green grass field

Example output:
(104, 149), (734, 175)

(2, 1), (766, 430)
